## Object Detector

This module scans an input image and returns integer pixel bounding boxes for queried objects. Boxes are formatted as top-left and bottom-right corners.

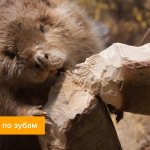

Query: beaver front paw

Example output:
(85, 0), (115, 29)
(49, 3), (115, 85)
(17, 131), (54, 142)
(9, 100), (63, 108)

(26, 105), (48, 116)
(18, 105), (47, 116)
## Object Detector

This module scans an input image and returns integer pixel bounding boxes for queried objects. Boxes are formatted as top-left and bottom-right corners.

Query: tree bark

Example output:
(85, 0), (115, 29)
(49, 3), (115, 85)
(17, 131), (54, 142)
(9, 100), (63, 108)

(41, 43), (150, 150)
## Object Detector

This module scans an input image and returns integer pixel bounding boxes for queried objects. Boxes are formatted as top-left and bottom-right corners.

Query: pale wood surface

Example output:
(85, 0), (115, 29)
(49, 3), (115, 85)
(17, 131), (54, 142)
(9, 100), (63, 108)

(40, 43), (150, 150)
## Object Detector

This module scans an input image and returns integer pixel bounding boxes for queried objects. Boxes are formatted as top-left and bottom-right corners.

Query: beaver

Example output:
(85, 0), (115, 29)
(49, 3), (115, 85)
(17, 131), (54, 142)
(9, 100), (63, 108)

(0, 0), (103, 149)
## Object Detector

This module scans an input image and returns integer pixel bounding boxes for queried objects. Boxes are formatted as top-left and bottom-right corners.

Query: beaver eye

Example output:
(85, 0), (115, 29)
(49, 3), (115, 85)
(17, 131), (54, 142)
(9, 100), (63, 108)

(3, 49), (17, 59)
(39, 25), (46, 33)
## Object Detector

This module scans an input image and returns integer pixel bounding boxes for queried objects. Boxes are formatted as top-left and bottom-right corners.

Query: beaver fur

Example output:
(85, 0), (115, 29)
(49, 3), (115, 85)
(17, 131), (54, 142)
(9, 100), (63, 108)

(0, 0), (103, 149)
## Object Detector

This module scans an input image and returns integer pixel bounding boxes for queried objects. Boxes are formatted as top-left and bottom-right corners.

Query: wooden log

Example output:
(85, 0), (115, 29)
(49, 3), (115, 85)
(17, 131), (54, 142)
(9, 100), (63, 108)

(69, 43), (150, 115)
(40, 43), (150, 150)
(40, 74), (122, 150)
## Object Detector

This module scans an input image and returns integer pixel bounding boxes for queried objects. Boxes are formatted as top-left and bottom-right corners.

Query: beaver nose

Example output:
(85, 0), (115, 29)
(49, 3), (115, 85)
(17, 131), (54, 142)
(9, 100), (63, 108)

(34, 52), (48, 69)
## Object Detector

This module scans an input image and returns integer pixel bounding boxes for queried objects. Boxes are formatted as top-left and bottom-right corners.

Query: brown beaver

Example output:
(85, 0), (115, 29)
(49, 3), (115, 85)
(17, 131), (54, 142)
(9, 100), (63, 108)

(0, 0), (103, 149)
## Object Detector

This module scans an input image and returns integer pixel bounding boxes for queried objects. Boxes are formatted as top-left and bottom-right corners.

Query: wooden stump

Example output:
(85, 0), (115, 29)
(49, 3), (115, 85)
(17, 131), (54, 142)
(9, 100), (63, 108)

(40, 43), (150, 150)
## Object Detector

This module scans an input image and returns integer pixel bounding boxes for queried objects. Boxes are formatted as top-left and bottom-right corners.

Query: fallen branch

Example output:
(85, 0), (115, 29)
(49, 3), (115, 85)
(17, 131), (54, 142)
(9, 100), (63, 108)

(41, 43), (150, 150)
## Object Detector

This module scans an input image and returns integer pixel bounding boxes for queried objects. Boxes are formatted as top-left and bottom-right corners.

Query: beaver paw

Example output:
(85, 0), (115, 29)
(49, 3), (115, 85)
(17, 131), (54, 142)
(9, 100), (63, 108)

(26, 105), (48, 116)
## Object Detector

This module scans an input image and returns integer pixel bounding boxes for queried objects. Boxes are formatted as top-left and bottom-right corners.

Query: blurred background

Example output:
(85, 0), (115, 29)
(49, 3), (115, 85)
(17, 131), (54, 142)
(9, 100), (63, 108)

(76, 0), (150, 150)
(78, 0), (150, 46)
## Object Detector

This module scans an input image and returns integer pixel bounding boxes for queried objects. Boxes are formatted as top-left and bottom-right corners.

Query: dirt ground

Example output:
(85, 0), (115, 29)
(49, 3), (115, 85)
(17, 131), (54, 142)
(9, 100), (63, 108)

(112, 113), (150, 150)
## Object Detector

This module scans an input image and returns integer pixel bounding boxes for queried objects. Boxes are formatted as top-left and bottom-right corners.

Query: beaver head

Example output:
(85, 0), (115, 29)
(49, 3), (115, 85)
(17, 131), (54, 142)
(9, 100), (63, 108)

(0, 0), (102, 83)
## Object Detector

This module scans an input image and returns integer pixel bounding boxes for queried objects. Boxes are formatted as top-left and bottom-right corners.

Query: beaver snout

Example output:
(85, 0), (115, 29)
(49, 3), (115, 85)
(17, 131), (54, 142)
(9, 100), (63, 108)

(34, 49), (67, 71)
(34, 51), (49, 70)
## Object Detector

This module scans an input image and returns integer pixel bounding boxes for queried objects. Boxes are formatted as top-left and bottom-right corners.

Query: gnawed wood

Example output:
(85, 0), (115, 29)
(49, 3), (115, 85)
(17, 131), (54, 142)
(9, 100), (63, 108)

(41, 43), (150, 150)
(40, 75), (121, 150)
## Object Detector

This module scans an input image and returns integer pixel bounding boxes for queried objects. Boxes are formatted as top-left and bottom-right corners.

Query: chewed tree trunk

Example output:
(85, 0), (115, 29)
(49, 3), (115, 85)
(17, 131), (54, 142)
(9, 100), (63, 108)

(40, 43), (150, 150)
